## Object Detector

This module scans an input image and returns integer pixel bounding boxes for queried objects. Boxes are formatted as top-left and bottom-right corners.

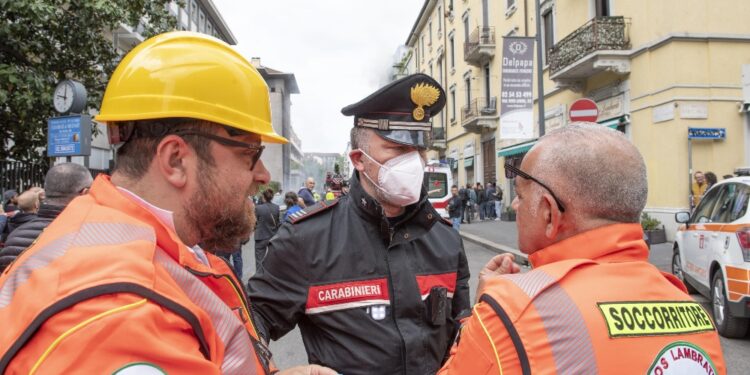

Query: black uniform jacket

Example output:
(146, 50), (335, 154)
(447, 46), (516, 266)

(248, 172), (471, 375)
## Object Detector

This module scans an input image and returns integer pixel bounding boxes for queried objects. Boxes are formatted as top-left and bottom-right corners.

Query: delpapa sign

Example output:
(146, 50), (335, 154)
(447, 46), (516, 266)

(47, 115), (92, 157)
(569, 98), (599, 122)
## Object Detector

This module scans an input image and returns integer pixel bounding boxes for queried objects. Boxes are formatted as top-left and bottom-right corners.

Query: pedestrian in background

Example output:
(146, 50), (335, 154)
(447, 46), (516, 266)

(691, 170), (708, 209)
(475, 182), (486, 221)
(0, 163), (92, 272)
(493, 182), (503, 221)
(298, 177), (317, 206)
(705, 171), (718, 190)
(458, 185), (468, 223)
(2, 190), (18, 213)
(484, 182), (496, 219)
(2, 190), (40, 242)
(448, 185), (463, 231)
(465, 183), (476, 224)
(253, 188), (280, 273)
(440, 122), (726, 374)
(325, 187), (335, 201)
(284, 191), (303, 221)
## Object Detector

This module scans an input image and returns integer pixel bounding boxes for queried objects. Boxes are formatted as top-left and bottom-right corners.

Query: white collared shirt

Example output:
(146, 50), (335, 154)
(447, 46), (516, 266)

(117, 187), (210, 265)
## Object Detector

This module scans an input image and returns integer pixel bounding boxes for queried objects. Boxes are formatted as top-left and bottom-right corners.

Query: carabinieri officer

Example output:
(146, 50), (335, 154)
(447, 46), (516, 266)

(248, 73), (471, 375)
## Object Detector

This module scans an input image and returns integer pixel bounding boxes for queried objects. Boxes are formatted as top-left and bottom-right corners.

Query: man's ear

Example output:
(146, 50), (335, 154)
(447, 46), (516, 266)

(350, 150), (365, 172)
(156, 135), (193, 189)
(542, 193), (563, 240)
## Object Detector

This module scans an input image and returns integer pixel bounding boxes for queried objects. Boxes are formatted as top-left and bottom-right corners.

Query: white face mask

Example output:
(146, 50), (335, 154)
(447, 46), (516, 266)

(360, 150), (425, 206)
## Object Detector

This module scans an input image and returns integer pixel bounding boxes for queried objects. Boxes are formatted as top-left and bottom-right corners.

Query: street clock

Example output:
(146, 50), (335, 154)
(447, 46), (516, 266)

(53, 79), (87, 114)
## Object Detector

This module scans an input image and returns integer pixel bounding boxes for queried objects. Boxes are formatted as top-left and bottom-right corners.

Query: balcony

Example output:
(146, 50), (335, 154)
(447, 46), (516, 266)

(548, 17), (631, 91)
(431, 127), (446, 150)
(464, 27), (496, 66)
(461, 97), (498, 133)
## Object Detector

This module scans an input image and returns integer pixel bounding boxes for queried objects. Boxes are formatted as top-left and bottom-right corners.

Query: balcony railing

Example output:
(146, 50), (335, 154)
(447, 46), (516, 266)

(464, 26), (496, 65)
(461, 97), (497, 123)
(548, 16), (630, 76)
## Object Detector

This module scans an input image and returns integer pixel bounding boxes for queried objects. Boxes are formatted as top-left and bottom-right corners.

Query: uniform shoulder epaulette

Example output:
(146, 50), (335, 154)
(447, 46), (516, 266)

(288, 199), (340, 224)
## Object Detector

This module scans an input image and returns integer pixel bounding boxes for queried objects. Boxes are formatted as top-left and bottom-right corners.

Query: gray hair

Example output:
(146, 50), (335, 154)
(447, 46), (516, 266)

(44, 163), (93, 205)
(530, 122), (647, 223)
(350, 127), (372, 152)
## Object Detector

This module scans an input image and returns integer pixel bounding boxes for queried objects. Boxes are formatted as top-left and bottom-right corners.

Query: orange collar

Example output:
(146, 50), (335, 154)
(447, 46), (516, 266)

(88, 175), (215, 273)
(528, 223), (648, 268)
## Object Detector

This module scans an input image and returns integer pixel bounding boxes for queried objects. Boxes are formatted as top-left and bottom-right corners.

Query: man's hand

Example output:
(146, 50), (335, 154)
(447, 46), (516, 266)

(277, 364), (338, 375)
(476, 253), (521, 303)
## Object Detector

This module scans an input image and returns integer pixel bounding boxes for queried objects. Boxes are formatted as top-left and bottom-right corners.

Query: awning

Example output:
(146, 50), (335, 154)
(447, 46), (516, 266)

(599, 115), (630, 129)
(497, 139), (537, 157)
(464, 156), (474, 168)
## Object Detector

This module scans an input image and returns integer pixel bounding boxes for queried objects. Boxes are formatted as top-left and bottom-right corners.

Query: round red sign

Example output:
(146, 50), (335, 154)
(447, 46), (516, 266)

(569, 98), (599, 122)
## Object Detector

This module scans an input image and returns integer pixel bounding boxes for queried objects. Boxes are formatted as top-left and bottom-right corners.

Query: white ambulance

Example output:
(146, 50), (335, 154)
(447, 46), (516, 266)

(673, 172), (750, 338)
(423, 161), (453, 218)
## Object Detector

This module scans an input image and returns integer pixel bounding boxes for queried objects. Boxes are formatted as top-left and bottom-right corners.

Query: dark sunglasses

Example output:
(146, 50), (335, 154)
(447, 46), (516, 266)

(174, 130), (265, 171)
(108, 122), (264, 171)
(504, 162), (566, 213)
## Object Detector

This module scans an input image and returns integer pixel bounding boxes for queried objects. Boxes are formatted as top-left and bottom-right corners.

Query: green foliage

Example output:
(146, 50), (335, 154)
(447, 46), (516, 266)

(0, 0), (178, 163)
(258, 180), (281, 195)
(641, 212), (662, 231)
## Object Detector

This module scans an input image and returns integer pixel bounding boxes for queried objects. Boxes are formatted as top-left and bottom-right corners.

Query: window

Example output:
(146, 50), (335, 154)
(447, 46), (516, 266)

(542, 9), (554, 64)
(429, 63), (433, 78)
(507, 0), (516, 9)
(437, 7), (442, 33)
(191, 0), (198, 21)
(449, 33), (455, 68)
(421, 35), (425, 61)
(465, 76), (471, 105)
(450, 88), (456, 123)
(595, 0), (610, 17)
(437, 59), (443, 85)
(483, 64), (491, 104)
(198, 10), (205, 32)
(463, 13), (470, 42)
(710, 184), (750, 223)
(428, 22), (433, 45)
(424, 172), (448, 199)
(690, 187), (723, 224)
(206, 22), (213, 35)
(449, 0), (454, 11)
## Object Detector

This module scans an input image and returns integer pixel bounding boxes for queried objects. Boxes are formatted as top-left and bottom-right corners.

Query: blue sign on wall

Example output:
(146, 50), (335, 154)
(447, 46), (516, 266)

(47, 115), (92, 157)
(687, 127), (726, 140)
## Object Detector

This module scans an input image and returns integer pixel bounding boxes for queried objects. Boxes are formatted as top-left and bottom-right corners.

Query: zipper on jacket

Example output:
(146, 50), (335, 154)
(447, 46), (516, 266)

(385, 228), (407, 374)
(185, 266), (258, 336)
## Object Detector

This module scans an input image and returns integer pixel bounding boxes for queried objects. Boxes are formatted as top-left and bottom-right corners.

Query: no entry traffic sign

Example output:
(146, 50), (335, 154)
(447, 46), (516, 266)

(569, 98), (599, 122)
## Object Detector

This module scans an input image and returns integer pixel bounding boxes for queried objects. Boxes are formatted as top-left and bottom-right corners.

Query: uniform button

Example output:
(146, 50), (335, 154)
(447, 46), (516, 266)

(427, 213), (433, 220)
(403, 233), (409, 239)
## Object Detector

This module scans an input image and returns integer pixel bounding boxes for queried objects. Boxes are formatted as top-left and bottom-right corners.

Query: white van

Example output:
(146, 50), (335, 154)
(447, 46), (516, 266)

(423, 161), (453, 218)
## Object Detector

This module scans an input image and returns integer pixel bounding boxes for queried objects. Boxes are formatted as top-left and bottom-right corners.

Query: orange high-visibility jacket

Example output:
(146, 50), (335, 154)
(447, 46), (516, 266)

(439, 224), (726, 375)
(0, 175), (271, 374)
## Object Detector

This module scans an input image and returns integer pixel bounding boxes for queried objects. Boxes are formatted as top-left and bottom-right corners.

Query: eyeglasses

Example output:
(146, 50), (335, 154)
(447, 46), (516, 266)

(504, 162), (566, 213)
(174, 130), (265, 170)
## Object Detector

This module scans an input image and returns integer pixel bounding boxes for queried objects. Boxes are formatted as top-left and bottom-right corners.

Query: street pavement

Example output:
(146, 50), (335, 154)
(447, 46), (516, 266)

(239, 219), (749, 373)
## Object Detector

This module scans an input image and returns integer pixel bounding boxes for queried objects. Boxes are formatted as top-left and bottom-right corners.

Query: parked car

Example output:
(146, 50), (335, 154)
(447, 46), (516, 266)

(673, 176), (750, 337)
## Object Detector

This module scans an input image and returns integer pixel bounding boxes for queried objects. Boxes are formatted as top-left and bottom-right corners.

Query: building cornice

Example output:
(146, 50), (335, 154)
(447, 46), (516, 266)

(405, 0), (437, 47)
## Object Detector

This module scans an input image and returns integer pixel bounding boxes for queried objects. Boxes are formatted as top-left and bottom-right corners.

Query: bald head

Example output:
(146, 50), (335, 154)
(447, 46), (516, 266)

(44, 163), (93, 205)
(528, 122), (647, 223)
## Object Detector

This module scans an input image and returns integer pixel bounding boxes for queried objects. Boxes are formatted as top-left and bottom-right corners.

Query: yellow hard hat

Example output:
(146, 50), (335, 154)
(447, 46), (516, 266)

(96, 31), (287, 144)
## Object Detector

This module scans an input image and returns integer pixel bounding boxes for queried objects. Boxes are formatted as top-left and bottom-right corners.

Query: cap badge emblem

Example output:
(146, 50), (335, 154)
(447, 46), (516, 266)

(410, 83), (440, 121)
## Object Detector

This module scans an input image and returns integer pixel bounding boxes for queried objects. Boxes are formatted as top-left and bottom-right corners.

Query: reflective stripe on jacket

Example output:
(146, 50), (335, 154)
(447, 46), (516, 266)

(0, 175), (271, 374)
(439, 223), (726, 375)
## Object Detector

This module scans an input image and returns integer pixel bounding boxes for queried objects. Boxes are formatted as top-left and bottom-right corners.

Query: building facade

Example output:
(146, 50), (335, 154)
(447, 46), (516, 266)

(404, 0), (750, 239)
(252, 58), (301, 192)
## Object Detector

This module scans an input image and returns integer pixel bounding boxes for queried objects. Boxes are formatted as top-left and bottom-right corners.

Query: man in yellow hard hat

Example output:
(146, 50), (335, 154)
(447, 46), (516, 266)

(0, 32), (333, 375)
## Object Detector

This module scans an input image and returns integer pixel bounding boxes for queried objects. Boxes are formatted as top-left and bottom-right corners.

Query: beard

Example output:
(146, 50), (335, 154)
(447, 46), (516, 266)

(185, 162), (256, 253)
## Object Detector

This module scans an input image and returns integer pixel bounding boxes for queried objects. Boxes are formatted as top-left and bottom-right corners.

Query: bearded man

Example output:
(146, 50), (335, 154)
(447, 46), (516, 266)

(0, 32), (333, 375)
(249, 74), (471, 375)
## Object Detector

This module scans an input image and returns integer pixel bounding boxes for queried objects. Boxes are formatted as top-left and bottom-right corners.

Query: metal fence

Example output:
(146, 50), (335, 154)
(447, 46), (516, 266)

(1, 159), (109, 200)
(0, 160), (47, 197)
